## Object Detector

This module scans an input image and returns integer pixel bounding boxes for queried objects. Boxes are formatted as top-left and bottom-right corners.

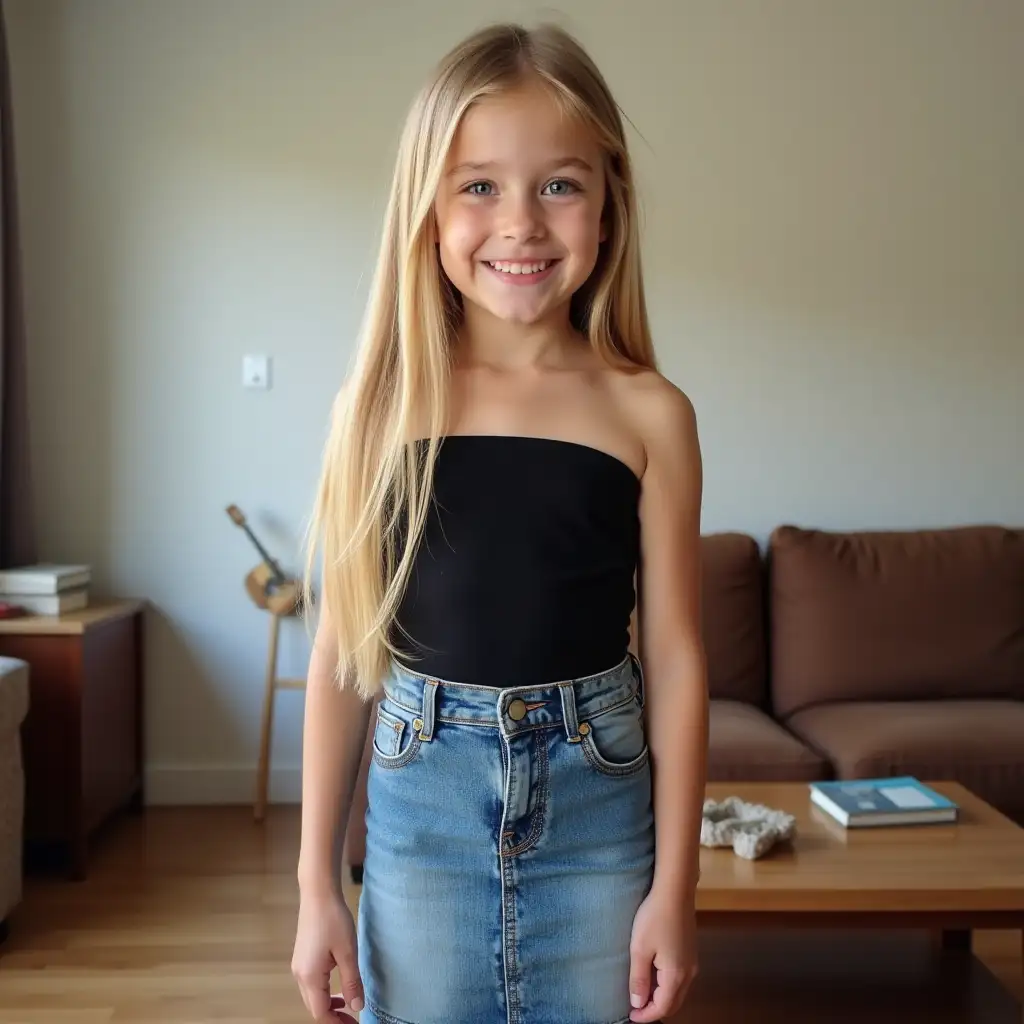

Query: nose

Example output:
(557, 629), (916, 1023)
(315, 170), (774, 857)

(498, 189), (545, 243)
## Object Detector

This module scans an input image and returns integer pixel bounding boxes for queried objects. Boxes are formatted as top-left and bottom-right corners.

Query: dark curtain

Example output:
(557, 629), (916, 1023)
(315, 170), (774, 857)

(0, 4), (35, 569)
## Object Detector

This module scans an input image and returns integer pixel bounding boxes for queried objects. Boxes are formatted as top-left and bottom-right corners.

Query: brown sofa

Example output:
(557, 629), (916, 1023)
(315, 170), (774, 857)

(0, 656), (29, 941)
(765, 524), (1024, 823)
(344, 523), (1024, 877)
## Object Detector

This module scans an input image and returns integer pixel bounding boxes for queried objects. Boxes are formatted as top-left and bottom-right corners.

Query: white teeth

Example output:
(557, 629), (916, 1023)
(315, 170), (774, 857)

(487, 260), (551, 275)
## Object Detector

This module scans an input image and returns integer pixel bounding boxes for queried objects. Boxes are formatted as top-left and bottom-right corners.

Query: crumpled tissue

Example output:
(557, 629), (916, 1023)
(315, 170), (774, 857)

(701, 796), (796, 860)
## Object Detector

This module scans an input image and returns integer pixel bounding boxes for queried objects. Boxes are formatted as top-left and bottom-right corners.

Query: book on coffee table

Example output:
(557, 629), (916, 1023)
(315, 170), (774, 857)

(809, 776), (959, 827)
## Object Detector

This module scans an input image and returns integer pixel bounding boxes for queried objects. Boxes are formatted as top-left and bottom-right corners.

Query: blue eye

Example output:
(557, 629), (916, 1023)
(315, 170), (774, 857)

(543, 179), (578, 196)
(464, 181), (493, 196)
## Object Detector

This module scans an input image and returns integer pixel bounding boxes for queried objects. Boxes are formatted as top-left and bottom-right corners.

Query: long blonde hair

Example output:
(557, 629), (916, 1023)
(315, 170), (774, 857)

(303, 22), (658, 699)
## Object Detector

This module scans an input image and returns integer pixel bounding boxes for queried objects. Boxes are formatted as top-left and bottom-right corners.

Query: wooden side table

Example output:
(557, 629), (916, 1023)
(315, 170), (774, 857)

(0, 598), (145, 879)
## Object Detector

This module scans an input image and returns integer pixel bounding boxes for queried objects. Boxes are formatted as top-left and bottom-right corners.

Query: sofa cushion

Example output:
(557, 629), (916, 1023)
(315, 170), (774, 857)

(786, 699), (1024, 821)
(0, 656), (28, 921)
(0, 657), (29, 735)
(708, 699), (830, 783)
(701, 533), (767, 706)
(769, 524), (1024, 718)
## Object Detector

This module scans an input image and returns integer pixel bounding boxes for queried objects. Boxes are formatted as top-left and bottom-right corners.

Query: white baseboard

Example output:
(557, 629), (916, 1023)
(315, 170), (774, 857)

(144, 764), (302, 805)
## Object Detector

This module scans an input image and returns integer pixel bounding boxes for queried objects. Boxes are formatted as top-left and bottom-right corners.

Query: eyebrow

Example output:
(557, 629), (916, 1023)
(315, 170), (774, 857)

(446, 157), (595, 177)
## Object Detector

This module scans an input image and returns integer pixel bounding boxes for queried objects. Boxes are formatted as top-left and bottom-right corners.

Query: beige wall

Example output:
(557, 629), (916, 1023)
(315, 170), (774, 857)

(5, 0), (1022, 804)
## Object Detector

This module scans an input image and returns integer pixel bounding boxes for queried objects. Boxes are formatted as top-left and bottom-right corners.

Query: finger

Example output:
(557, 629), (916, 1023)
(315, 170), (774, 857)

(628, 950), (654, 1012)
(297, 970), (331, 1019)
(335, 948), (365, 1015)
(677, 966), (698, 1005)
(325, 998), (359, 1022)
(630, 969), (687, 1023)
(291, 960), (309, 1016)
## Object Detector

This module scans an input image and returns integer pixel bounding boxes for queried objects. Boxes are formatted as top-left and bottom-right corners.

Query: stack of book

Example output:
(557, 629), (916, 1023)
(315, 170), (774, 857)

(0, 563), (91, 616)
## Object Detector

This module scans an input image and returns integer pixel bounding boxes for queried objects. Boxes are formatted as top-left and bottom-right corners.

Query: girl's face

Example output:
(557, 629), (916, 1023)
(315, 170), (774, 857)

(433, 79), (607, 332)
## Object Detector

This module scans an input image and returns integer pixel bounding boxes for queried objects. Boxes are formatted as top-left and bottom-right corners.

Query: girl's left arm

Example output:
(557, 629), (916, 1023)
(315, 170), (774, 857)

(636, 380), (708, 901)
(627, 377), (708, 1022)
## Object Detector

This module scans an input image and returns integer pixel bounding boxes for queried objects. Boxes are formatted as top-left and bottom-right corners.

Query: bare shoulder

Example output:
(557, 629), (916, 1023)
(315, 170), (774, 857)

(606, 367), (700, 481)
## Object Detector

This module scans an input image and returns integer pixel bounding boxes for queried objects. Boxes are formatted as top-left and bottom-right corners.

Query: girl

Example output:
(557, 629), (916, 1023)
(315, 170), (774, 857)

(292, 21), (707, 1024)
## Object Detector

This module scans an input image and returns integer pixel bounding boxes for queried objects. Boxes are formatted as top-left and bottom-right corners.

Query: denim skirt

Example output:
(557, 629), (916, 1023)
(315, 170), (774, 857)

(356, 652), (655, 1024)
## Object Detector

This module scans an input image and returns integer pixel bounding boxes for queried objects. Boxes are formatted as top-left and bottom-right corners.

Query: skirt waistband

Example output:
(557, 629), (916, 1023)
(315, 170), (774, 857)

(383, 651), (645, 741)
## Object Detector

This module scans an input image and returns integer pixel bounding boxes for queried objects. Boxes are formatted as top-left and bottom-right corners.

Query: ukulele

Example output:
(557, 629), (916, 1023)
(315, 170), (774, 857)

(226, 504), (302, 616)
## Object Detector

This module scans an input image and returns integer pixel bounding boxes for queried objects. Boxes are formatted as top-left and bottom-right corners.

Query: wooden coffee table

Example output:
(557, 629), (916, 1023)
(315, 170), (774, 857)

(696, 781), (1024, 959)
(679, 782), (1024, 1015)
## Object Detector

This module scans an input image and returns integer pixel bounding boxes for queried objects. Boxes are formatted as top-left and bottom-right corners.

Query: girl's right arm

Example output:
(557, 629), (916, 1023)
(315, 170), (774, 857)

(292, 597), (373, 1019)
(296, 600), (372, 894)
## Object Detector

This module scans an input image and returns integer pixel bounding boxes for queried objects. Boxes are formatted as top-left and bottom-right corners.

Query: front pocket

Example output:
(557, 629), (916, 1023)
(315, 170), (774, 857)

(373, 705), (407, 758)
(578, 695), (649, 777)
(371, 701), (422, 769)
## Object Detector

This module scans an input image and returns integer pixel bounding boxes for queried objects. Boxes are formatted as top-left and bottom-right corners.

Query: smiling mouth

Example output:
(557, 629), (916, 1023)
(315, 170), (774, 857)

(482, 259), (559, 282)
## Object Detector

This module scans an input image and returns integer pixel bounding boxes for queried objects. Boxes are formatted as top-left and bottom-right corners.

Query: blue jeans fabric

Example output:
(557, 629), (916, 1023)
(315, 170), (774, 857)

(356, 652), (655, 1024)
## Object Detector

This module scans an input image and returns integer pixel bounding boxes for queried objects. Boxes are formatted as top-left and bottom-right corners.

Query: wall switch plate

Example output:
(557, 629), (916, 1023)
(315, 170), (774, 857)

(243, 354), (271, 389)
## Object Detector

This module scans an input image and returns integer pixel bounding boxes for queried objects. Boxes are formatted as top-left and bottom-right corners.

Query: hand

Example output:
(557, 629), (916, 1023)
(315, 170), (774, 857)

(627, 891), (698, 1022)
(291, 887), (364, 1021)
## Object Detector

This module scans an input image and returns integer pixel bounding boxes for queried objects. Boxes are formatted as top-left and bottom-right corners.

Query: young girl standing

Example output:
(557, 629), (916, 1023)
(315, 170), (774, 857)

(292, 22), (708, 1024)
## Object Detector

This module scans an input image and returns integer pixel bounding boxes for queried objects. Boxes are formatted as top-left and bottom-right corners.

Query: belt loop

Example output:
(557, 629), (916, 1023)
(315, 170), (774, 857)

(418, 679), (439, 741)
(559, 682), (581, 743)
(629, 651), (646, 710)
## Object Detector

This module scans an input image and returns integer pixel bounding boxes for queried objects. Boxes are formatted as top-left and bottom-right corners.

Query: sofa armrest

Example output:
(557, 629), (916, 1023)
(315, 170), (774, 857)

(0, 655), (29, 929)
(0, 657), (29, 736)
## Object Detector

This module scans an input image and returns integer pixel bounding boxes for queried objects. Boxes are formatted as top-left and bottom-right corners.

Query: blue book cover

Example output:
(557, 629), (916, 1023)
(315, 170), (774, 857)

(810, 777), (957, 817)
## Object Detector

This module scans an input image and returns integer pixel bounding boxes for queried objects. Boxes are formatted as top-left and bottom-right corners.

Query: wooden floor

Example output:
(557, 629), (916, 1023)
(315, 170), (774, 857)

(0, 806), (1020, 1022)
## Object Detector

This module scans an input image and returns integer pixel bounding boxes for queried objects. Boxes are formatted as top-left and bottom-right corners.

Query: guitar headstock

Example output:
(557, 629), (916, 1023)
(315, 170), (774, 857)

(226, 504), (247, 527)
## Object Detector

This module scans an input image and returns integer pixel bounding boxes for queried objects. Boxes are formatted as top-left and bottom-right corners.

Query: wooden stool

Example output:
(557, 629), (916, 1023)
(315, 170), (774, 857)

(224, 504), (309, 822)
(255, 606), (305, 822)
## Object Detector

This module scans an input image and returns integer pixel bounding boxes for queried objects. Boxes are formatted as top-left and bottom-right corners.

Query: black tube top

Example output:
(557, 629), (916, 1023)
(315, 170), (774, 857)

(388, 434), (641, 687)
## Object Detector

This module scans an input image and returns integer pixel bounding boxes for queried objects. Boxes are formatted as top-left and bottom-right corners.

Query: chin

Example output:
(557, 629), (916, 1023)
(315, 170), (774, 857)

(484, 300), (555, 327)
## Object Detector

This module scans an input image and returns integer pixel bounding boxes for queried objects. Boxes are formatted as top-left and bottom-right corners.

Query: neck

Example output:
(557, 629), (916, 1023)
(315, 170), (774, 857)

(455, 301), (578, 370)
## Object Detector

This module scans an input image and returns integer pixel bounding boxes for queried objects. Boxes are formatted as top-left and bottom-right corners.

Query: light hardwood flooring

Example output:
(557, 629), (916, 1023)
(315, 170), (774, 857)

(0, 807), (1020, 1022)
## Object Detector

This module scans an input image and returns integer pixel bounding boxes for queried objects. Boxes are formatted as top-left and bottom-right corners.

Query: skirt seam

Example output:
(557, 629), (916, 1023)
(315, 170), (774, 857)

(366, 1000), (420, 1024)
(366, 1002), (635, 1024)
